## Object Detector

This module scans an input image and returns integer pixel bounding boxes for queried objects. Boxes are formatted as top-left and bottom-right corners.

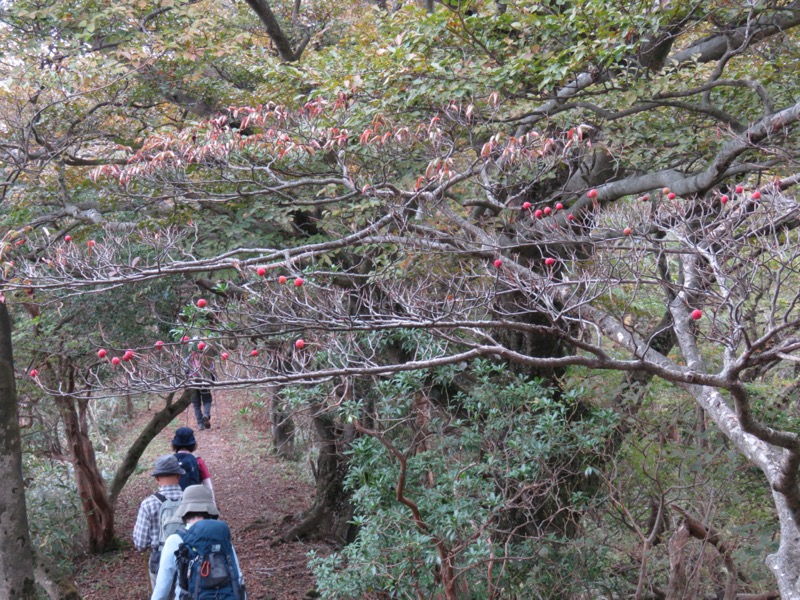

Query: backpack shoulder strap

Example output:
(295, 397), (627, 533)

(154, 492), (166, 503)
(175, 529), (191, 592)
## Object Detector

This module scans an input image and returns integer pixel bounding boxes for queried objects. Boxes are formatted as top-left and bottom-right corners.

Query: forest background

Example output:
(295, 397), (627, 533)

(2, 0), (800, 598)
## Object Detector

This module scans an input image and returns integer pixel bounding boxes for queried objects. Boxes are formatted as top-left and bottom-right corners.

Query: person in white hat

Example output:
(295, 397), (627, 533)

(150, 485), (245, 600)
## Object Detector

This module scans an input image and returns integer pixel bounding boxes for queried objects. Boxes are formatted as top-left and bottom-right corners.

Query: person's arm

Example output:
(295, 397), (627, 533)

(196, 457), (215, 502)
(150, 533), (180, 600)
(196, 457), (212, 481)
(231, 543), (246, 589)
(132, 500), (152, 552)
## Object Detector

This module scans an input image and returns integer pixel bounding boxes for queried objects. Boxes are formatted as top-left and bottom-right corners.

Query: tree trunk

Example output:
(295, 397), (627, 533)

(56, 394), (116, 554)
(278, 409), (355, 544)
(766, 492), (800, 600)
(270, 393), (297, 461)
(33, 555), (81, 600)
(665, 524), (690, 600)
(0, 301), (38, 599)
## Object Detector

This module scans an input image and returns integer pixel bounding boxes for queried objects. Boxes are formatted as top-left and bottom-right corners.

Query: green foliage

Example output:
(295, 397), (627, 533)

(311, 361), (619, 598)
(24, 457), (85, 571)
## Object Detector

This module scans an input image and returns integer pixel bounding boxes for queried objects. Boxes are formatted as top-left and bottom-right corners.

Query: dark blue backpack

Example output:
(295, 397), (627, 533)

(176, 519), (244, 600)
(175, 453), (201, 490)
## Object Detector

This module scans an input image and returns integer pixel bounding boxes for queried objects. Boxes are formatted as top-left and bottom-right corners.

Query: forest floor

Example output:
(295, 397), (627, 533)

(73, 389), (332, 600)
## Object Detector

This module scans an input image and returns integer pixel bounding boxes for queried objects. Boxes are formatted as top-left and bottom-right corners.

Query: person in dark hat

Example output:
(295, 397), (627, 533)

(150, 485), (245, 600)
(133, 455), (185, 590)
(185, 343), (216, 430)
(171, 426), (214, 501)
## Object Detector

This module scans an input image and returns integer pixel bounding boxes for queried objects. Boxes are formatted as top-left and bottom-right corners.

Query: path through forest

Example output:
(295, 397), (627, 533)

(74, 390), (328, 600)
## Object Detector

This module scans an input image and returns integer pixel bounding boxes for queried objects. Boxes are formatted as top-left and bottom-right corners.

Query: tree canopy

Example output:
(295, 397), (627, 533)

(3, 0), (800, 598)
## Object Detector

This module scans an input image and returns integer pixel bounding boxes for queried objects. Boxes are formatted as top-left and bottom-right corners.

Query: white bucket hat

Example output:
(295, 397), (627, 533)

(175, 484), (219, 518)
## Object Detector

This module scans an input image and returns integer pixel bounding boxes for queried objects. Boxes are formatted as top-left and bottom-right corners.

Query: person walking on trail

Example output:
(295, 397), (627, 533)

(133, 455), (185, 590)
(171, 426), (215, 501)
(150, 485), (246, 600)
(186, 343), (216, 430)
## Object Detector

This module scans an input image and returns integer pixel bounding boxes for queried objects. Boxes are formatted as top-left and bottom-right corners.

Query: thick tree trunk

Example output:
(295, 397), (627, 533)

(0, 301), (38, 599)
(57, 394), (116, 553)
(278, 410), (355, 544)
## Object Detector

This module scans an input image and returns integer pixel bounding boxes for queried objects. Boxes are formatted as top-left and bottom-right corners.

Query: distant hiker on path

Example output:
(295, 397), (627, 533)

(133, 455), (185, 590)
(171, 426), (215, 501)
(150, 485), (246, 600)
(186, 343), (216, 430)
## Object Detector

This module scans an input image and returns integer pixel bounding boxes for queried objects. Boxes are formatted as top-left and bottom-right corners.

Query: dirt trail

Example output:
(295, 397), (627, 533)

(74, 390), (326, 600)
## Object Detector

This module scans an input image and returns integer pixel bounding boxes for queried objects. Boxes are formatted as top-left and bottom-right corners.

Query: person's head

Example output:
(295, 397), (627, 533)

(175, 485), (219, 524)
(151, 454), (185, 486)
(171, 426), (198, 452)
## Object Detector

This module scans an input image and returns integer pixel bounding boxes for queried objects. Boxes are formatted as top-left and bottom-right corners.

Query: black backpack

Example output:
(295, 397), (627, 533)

(175, 519), (244, 600)
(175, 453), (202, 490)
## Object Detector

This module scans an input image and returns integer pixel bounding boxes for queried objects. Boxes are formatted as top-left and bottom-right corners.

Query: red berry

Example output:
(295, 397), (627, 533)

(122, 350), (134, 361)
(295, 339), (305, 350)
(294, 277), (304, 287)
(111, 356), (121, 365)
(29, 369), (39, 378)
(257, 267), (266, 277)
(662, 187), (671, 195)
(197, 341), (206, 351)
(640, 194), (650, 202)
(522, 202), (532, 210)
(691, 309), (703, 320)
(278, 275), (287, 285)
(251, 349), (259, 357)
(493, 259), (503, 268)
(154, 341), (164, 350)
(567, 214), (574, 221)
(735, 185), (744, 194)
(555, 203), (563, 211)
(221, 352), (229, 360)
(587, 189), (598, 199)
(720, 195), (729, 204)
(64, 235), (72, 242)
(544, 257), (555, 266)
(97, 348), (107, 358)
(196, 298), (207, 308)
(752, 190), (761, 200)
(543, 206), (551, 215)
(623, 227), (632, 236)
(181, 336), (190, 344)
(87, 240), (96, 247)
(667, 192), (676, 200)
(534, 209), (543, 219)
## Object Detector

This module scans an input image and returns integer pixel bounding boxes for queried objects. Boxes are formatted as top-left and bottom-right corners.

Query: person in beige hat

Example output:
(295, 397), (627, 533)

(150, 485), (245, 600)
(133, 455), (185, 590)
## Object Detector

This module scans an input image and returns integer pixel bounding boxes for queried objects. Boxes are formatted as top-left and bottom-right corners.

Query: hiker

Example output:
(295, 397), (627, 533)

(150, 485), (246, 600)
(171, 426), (215, 500)
(133, 455), (185, 590)
(186, 343), (216, 430)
